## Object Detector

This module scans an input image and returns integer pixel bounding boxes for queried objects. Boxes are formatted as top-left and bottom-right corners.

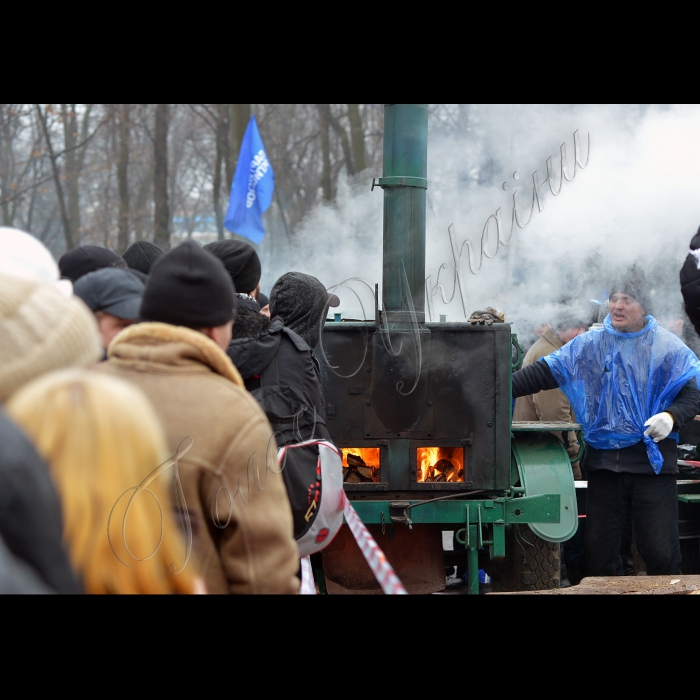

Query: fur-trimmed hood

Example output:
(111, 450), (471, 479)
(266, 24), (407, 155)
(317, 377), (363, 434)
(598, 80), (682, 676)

(108, 322), (244, 387)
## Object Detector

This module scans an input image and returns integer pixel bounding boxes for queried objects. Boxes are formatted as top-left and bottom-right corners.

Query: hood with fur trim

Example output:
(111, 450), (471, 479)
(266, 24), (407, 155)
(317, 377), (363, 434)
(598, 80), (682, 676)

(108, 322), (244, 387)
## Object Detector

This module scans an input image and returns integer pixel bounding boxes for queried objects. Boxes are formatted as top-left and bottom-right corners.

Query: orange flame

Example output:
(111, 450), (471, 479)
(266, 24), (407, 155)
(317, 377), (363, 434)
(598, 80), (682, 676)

(416, 447), (464, 483)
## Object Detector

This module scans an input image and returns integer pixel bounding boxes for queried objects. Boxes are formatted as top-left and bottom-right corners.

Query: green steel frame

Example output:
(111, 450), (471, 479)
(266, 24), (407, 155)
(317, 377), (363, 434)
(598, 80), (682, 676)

(349, 494), (562, 596)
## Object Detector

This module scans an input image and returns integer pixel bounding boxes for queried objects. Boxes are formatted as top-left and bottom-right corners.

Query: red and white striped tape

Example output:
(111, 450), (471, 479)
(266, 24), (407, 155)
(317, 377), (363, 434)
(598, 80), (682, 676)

(299, 556), (316, 595)
(342, 493), (408, 595)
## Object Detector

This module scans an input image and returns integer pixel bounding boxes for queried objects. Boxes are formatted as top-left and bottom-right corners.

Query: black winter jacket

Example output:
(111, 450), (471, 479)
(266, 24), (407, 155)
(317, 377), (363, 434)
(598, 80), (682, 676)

(512, 360), (700, 475)
(227, 317), (330, 446)
(0, 534), (53, 594)
(680, 248), (700, 337)
(0, 411), (81, 593)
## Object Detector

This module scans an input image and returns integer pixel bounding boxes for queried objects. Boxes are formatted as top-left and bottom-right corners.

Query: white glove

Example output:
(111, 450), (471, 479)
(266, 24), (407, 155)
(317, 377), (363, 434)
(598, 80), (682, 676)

(643, 412), (674, 443)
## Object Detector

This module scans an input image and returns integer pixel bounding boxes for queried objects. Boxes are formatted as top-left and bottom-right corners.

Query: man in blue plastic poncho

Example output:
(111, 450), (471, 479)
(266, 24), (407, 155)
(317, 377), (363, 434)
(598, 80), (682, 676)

(512, 275), (700, 577)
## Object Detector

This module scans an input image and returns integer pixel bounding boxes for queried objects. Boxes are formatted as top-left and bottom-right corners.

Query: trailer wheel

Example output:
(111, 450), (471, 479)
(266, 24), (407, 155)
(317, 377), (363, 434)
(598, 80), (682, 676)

(490, 525), (561, 592)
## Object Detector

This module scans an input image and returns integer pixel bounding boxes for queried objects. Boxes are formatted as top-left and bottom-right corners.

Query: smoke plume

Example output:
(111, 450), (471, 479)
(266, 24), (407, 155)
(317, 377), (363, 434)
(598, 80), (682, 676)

(263, 104), (700, 344)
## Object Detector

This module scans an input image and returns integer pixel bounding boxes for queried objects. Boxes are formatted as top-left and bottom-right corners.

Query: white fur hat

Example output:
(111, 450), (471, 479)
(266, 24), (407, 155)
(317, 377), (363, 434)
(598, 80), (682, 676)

(0, 227), (72, 295)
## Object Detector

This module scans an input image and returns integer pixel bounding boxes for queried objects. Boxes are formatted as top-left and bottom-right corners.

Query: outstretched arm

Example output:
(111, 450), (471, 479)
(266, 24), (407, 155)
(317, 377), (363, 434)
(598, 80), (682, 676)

(512, 360), (559, 399)
(680, 230), (700, 337)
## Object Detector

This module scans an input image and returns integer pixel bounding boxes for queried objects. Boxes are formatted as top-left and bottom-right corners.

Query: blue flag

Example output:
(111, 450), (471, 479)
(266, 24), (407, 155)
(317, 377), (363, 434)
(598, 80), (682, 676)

(224, 116), (274, 244)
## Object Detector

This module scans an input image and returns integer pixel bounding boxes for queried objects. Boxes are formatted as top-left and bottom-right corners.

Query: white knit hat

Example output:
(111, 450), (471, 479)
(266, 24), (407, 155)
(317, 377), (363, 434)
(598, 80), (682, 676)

(0, 227), (72, 296)
(0, 272), (102, 403)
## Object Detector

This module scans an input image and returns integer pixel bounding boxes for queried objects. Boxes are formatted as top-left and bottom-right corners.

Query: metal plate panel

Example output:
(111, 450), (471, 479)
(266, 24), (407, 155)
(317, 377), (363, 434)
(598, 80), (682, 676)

(319, 323), (512, 493)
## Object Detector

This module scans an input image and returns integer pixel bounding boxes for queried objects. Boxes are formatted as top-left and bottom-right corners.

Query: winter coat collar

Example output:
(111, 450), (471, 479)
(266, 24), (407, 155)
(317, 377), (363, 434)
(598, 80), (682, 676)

(541, 327), (563, 352)
(236, 293), (260, 314)
(108, 322), (244, 387)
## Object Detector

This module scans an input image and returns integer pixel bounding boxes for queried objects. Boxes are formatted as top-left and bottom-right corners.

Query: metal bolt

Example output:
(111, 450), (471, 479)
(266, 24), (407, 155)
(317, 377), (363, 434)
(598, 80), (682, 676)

(487, 421), (493, 427)
(365, 367), (372, 373)
(427, 400), (433, 406)
(365, 400), (371, 405)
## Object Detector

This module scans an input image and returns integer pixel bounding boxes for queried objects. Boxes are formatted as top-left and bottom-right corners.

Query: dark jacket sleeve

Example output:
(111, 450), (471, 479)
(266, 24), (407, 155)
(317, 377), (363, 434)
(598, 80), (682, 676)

(512, 359), (559, 398)
(0, 535), (54, 594)
(666, 378), (700, 430)
(680, 250), (700, 337)
(0, 412), (82, 594)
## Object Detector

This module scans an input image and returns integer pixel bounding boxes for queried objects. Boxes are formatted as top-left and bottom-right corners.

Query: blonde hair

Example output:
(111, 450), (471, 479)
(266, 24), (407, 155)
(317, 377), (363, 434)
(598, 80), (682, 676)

(6, 369), (196, 594)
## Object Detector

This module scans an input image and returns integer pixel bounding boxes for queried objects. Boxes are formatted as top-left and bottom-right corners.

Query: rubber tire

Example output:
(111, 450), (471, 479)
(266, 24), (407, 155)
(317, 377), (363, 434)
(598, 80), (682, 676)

(490, 525), (561, 592)
(680, 537), (700, 575)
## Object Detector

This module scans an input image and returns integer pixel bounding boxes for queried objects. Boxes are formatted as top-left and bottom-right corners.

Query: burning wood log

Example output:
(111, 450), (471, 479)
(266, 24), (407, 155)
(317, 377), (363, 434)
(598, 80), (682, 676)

(343, 453), (375, 483)
(422, 458), (453, 482)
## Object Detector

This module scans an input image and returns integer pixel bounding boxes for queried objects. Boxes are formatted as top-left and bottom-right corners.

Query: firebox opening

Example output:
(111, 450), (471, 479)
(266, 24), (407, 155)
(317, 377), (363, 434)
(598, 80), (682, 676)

(416, 447), (465, 483)
(341, 448), (381, 483)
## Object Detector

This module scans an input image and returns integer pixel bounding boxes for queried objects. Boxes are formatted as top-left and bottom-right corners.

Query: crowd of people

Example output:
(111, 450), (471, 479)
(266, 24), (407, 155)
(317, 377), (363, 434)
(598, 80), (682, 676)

(3, 221), (700, 594)
(0, 227), (336, 593)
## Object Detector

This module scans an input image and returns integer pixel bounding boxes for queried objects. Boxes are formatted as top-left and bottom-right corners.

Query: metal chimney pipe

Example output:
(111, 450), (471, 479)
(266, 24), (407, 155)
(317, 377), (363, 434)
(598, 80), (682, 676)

(380, 104), (428, 325)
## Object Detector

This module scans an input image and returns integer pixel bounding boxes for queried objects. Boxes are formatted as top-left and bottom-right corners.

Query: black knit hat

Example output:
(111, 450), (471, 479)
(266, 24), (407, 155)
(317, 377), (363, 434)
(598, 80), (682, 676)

(204, 240), (261, 295)
(58, 245), (127, 282)
(140, 240), (235, 329)
(609, 270), (653, 315)
(123, 241), (164, 274)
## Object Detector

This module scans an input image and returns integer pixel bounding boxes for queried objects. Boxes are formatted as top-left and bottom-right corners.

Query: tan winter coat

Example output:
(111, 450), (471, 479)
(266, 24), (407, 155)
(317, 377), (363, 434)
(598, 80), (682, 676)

(95, 322), (299, 594)
(513, 328), (582, 478)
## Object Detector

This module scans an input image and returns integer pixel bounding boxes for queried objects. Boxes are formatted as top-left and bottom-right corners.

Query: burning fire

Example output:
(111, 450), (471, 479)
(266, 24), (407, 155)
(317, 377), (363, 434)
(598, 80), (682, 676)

(416, 447), (465, 483)
(341, 448), (381, 483)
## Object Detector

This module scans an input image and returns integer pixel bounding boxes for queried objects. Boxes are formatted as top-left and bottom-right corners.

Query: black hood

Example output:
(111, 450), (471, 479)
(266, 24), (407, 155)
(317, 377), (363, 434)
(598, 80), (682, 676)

(269, 272), (332, 349)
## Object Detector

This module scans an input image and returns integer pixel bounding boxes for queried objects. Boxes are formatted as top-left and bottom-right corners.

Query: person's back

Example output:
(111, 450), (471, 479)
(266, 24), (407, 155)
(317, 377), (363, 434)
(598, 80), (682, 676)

(95, 242), (299, 594)
(229, 271), (339, 445)
(0, 409), (80, 593)
(228, 317), (330, 445)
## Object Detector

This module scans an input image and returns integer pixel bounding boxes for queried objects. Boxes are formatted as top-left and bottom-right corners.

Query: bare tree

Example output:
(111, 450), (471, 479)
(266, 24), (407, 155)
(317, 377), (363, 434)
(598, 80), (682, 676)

(213, 105), (227, 239)
(61, 104), (93, 243)
(0, 105), (48, 227)
(15, 103), (387, 258)
(128, 104), (155, 243)
(35, 104), (105, 250)
(153, 104), (170, 250)
(316, 104), (333, 201)
(116, 104), (130, 253)
(347, 104), (366, 172)
(228, 104), (250, 188)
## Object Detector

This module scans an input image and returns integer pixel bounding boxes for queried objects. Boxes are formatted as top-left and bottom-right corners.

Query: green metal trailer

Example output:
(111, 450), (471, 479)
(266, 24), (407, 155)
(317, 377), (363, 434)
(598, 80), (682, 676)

(317, 104), (579, 593)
